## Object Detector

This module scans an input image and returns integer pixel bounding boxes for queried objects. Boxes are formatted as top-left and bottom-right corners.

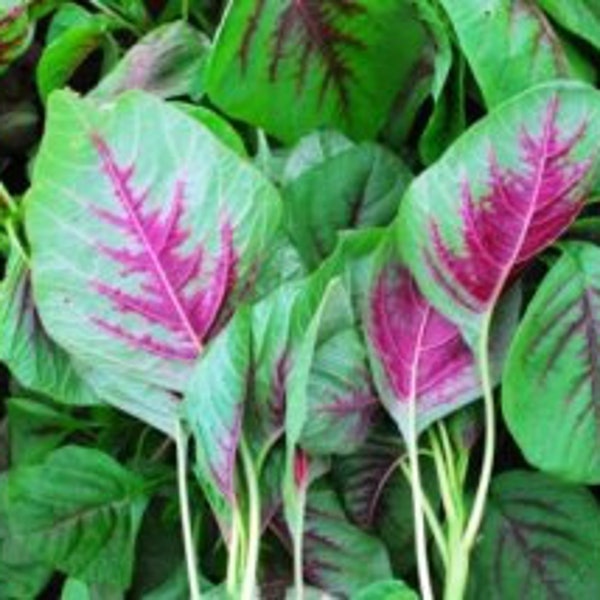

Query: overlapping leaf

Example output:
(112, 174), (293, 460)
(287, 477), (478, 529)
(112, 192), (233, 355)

(5, 446), (149, 589)
(0, 250), (101, 405)
(283, 142), (412, 268)
(0, 1), (32, 73)
(25, 90), (281, 434)
(185, 308), (251, 509)
(91, 21), (208, 101)
(205, 0), (430, 142)
(398, 82), (600, 342)
(538, 0), (600, 53)
(503, 242), (600, 483)
(468, 471), (600, 599)
(439, 0), (573, 107)
(367, 259), (479, 440)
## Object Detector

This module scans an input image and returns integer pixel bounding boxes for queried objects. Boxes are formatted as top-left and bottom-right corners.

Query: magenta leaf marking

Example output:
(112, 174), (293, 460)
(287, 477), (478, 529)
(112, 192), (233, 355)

(427, 98), (591, 313)
(90, 134), (237, 360)
(370, 264), (475, 411)
(293, 448), (310, 489)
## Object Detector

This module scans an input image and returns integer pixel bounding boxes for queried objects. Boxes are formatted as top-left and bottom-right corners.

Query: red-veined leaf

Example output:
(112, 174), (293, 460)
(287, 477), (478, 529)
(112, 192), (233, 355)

(398, 82), (600, 342)
(25, 90), (281, 434)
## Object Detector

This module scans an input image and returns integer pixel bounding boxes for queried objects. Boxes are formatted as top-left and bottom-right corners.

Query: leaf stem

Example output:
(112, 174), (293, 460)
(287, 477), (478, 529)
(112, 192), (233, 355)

(226, 508), (242, 595)
(175, 419), (201, 600)
(429, 431), (457, 523)
(182, 0), (190, 21)
(462, 311), (495, 550)
(292, 490), (307, 600)
(407, 437), (435, 600)
(399, 460), (448, 568)
(240, 441), (261, 600)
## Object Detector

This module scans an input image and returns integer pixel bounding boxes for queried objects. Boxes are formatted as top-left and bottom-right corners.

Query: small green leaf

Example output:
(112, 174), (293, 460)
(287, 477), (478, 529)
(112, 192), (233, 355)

(37, 13), (112, 101)
(7, 397), (92, 464)
(0, 1), (32, 74)
(91, 21), (209, 101)
(538, 0), (600, 53)
(6, 445), (150, 588)
(283, 142), (411, 268)
(439, 0), (573, 107)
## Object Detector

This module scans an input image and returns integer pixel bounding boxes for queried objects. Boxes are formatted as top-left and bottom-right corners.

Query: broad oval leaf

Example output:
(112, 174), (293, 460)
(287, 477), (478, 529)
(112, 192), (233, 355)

(25, 90), (281, 434)
(5, 445), (149, 589)
(398, 82), (600, 341)
(0, 1), (32, 74)
(468, 470), (600, 599)
(205, 0), (429, 143)
(438, 0), (573, 108)
(503, 242), (600, 483)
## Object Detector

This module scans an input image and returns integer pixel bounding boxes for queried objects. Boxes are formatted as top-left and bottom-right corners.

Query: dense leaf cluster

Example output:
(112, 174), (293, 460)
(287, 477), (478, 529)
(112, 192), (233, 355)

(1, 1), (600, 599)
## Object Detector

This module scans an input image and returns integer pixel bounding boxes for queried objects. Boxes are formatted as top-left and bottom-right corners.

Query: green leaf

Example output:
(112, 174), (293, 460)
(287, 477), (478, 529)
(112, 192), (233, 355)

(503, 242), (600, 483)
(279, 130), (355, 185)
(439, 0), (573, 107)
(5, 445), (150, 588)
(61, 577), (124, 600)
(333, 431), (438, 575)
(205, 0), (429, 143)
(283, 142), (411, 268)
(352, 579), (419, 600)
(0, 1), (32, 74)
(538, 0), (600, 53)
(7, 397), (92, 464)
(91, 21), (209, 101)
(25, 90), (281, 435)
(36, 13), (112, 101)
(298, 280), (378, 456)
(0, 474), (52, 600)
(419, 50), (466, 164)
(0, 250), (102, 406)
(185, 308), (252, 512)
(302, 485), (393, 596)
(129, 499), (185, 598)
(468, 470), (600, 599)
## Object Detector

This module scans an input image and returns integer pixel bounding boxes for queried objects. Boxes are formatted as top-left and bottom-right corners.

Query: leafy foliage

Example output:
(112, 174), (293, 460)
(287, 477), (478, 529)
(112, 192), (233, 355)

(503, 242), (600, 483)
(2, 1), (600, 598)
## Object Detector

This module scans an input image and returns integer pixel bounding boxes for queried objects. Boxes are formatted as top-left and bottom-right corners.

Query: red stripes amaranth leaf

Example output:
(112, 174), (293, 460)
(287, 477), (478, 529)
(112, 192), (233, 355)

(426, 98), (591, 313)
(90, 134), (237, 361)
(369, 264), (476, 415)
